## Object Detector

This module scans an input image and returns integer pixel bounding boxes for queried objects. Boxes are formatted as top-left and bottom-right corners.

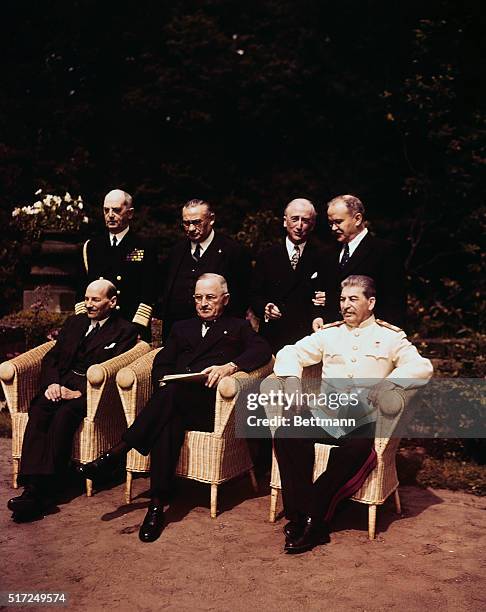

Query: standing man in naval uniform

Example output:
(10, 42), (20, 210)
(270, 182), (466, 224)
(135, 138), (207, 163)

(75, 189), (157, 340)
(159, 199), (251, 341)
(273, 274), (433, 554)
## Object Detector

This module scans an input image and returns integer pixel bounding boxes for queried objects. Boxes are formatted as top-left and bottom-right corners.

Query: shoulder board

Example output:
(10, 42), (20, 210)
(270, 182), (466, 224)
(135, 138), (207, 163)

(375, 319), (403, 333)
(321, 320), (344, 330)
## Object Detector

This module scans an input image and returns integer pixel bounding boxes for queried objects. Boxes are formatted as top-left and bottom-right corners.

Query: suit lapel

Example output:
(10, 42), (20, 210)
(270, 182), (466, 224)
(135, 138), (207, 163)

(82, 316), (118, 356)
(280, 242), (316, 295)
(186, 316), (228, 366)
(340, 233), (373, 277)
(165, 240), (190, 298)
(63, 315), (91, 369)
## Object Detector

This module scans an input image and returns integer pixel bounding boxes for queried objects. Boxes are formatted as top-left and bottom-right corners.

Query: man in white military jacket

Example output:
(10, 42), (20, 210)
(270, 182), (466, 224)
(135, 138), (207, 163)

(273, 274), (433, 554)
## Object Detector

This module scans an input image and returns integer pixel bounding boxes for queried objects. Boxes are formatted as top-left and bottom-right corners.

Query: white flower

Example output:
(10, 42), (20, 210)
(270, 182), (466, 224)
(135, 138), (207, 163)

(64, 192), (72, 202)
(77, 201), (83, 209)
(35, 189), (42, 195)
(83, 216), (89, 223)
(33, 201), (42, 209)
(32, 208), (41, 214)
(11, 208), (20, 217)
(66, 205), (73, 211)
(53, 196), (62, 205)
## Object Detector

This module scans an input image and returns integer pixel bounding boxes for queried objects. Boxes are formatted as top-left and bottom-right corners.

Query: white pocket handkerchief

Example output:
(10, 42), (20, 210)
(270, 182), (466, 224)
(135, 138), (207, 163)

(104, 342), (116, 349)
(311, 272), (318, 279)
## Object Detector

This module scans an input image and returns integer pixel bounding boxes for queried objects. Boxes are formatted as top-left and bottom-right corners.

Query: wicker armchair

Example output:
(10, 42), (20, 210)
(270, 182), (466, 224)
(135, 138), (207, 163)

(267, 364), (413, 539)
(0, 340), (151, 495)
(116, 350), (275, 516)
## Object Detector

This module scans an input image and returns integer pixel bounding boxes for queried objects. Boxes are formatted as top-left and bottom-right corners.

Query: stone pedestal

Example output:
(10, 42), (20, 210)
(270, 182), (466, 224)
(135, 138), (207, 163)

(22, 231), (80, 313)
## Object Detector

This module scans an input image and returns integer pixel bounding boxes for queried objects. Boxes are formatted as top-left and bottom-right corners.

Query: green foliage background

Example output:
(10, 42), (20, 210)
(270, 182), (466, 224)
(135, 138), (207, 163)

(0, 0), (484, 336)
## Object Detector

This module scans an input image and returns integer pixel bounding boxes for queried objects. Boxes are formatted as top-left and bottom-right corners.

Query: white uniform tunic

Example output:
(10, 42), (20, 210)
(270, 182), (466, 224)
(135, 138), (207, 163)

(274, 315), (433, 437)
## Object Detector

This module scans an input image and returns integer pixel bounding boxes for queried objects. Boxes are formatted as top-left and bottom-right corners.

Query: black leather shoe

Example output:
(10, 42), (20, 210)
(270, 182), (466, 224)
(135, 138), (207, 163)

(7, 487), (46, 519)
(283, 519), (305, 540)
(76, 452), (119, 481)
(284, 517), (330, 554)
(139, 504), (165, 543)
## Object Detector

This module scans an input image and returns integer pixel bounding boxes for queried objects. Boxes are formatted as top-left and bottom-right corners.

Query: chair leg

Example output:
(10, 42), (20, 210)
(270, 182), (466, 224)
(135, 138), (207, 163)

(368, 504), (377, 540)
(269, 487), (279, 523)
(13, 458), (19, 489)
(86, 478), (93, 497)
(249, 468), (258, 492)
(125, 471), (133, 504)
(394, 489), (401, 514)
(210, 484), (218, 518)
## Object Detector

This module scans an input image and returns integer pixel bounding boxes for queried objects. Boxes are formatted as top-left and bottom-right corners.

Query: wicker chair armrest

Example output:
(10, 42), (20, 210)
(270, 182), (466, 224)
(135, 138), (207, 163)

(214, 358), (275, 434)
(116, 348), (162, 425)
(0, 341), (55, 413)
(86, 341), (151, 420)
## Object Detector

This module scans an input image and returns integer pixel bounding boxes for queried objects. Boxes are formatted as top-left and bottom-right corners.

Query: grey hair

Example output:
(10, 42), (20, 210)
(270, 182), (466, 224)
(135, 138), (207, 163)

(183, 198), (214, 215)
(327, 194), (365, 217)
(341, 275), (376, 298)
(123, 191), (133, 208)
(196, 273), (228, 293)
(284, 198), (317, 219)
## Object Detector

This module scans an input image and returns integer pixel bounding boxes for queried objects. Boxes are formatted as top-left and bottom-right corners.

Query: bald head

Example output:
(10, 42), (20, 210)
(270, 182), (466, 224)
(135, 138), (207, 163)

(283, 198), (317, 244)
(103, 189), (134, 234)
(85, 280), (117, 320)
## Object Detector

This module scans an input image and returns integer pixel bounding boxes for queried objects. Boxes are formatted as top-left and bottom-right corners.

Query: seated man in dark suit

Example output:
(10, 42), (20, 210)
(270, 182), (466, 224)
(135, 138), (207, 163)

(79, 273), (272, 543)
(7, 280), (138, 522)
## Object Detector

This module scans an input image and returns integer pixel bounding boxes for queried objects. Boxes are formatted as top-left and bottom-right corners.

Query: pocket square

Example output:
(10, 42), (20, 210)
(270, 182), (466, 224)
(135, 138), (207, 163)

(311, 272), (318, 279)
(104, 342), (116, 349)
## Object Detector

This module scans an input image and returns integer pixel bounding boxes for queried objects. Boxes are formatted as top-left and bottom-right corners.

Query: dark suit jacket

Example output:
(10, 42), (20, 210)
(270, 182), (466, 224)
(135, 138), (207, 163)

(321, 233), (407, 328)
(40, 313), (138, 391)
(76, 230), (158, 333)
(250, 241), (326, 352)
(152, 315), (272, 388)
(160, 233), (251, 321)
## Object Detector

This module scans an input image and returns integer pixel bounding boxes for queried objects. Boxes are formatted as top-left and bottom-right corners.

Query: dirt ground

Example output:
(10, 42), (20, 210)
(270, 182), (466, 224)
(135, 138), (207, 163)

(0, 438), (485, 612)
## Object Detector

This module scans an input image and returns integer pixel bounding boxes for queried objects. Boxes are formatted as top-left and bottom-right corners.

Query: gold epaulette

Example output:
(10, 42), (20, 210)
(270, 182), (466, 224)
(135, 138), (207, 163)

(376, 319), (403, 333)
(321, 320), (344, 329)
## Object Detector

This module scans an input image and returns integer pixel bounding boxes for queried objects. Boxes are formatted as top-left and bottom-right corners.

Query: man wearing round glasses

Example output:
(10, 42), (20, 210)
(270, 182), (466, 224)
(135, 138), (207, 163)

(160, 199), (251, 341)
(79, 273), (271, 542)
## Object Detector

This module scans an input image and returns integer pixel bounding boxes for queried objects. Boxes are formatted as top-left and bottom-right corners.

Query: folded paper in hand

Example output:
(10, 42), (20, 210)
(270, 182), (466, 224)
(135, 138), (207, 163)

(159, 372), (208, 386)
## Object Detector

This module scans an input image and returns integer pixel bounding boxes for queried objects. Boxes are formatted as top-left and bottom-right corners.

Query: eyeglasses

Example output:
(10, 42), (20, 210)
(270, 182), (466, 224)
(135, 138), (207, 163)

(182, 219), (205, 227)
(193, 293), (226, 303)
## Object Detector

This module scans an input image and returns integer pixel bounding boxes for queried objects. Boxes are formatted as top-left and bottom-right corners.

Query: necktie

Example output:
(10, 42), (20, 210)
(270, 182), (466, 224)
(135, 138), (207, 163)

(193, 243), (202, 262)
(290, 246), (300, 270)
(88, 322), (100, 337)
(112, 235), (118, 247)
(340, 243), (350, 268)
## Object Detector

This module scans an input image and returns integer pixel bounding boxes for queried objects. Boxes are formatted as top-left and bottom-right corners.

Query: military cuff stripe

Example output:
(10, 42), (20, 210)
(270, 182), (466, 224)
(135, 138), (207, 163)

(133, 303), (153, 327)
(75, 302), (87, 315)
